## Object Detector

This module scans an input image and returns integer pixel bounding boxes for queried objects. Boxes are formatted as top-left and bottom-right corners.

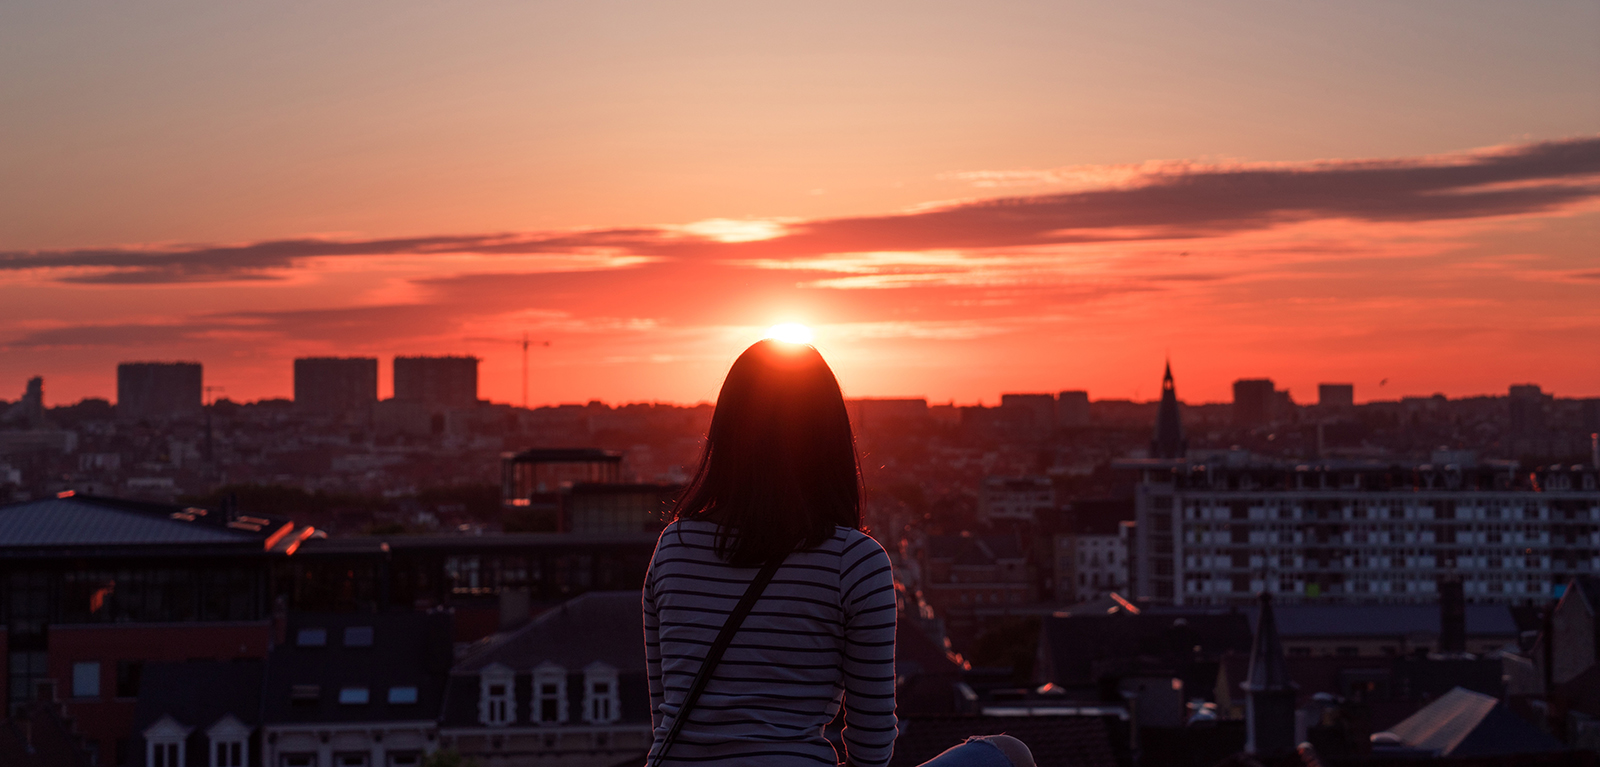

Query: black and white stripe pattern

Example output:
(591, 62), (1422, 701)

(644, 520), (898, 766)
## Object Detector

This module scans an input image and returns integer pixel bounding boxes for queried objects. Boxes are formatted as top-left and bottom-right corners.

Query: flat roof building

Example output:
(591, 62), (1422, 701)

(117, 362), (202, 420)
(293, 357), (378, 416)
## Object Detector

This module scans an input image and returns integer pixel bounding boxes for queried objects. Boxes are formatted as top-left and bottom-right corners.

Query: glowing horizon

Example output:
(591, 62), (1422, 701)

(1, 2), (1596, 408)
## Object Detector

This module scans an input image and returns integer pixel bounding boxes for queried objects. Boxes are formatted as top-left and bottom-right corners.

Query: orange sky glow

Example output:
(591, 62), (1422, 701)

(2, 2), (1597, 407)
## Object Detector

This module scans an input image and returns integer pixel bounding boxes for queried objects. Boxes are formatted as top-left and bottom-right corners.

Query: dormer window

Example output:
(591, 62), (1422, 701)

(144, 715), (192, 767)
(582, 662), (620, 724)
(479, 663), (515, 726)
(206, 714), (250, 767)
(533, 662), (569, 724)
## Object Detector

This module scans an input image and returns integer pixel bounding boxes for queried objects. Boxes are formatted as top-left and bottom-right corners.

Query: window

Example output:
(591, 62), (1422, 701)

(282, 756), (315, 767)
(116, 660), (144, 699)
(583, 662), (620, 724)
(144, 716), (191, 767)
(343, 626), (374, 647)
(387, 686), (419, 704)
(479, 663), (515, 726)
(290, 684), (320, 706)
(339, 687), (370, 705)
(335, 755), (370, 767)
(73, 661), (102, 699)
(388, 754), (422, 767)
(150, 742), (181, 767)
(206, 714), (248, 767)
(534, 662), (569, 724)
(296, 628), (327, 647)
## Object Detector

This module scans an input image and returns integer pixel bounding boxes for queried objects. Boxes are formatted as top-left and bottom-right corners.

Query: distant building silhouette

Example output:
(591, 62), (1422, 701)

(117, 362), (202, 420)
(2, 376), (45, 428)
(1000, 393), (1056, 437)
(1508, 383), (1547, 436)
(293, 357), (378, 416)
(1317, 383), (1354, 409)
(1056, 390), (1090, 428)
(1150, 363), (1186, 459)
(393, 355), (478, 407)
(1232, 378), (1276, 427)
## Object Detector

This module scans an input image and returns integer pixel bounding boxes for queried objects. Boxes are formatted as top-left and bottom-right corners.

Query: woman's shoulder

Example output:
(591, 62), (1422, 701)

(830, 526), (889, 558)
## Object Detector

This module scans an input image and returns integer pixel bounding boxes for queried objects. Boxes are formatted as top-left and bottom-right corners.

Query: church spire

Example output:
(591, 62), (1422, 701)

(1150, 360), (1187, 459)
(1244, 591), (1298, 756)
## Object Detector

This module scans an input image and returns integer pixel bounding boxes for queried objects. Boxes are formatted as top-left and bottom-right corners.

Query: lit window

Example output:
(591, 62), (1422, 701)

(388, 686), (419, 704)
(344, 626), (374, 647)
(339, 687), (370, 705)
(296, 628), (327, 647)
(72, 661), (101, 699)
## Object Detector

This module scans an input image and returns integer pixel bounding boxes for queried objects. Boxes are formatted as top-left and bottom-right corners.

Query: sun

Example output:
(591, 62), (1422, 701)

(763, 323), (814, 345)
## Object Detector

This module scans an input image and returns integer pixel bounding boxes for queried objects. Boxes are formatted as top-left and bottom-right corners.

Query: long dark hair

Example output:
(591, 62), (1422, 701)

(673, 339), (862, 566)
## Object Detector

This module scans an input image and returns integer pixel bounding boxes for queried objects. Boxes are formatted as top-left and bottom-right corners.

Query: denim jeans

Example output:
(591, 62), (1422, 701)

(916, 737), (1015, 767)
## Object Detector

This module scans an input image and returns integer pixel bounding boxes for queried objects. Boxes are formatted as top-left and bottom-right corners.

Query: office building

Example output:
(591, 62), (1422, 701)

(393, 356), (479, 407)
(293, 357), (378, 416)
(1318, 384), (1354, 409)
(1127, 455), (1600, 606)
(1057, 391), (1090, 428)
(1232, 379), (1277, 427)
(1509, 383), (1548, 436)
(116, 362), (202, 420)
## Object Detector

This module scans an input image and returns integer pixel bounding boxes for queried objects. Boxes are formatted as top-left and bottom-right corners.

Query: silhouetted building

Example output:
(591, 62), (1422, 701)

(1317, 383), (1354, 409)
(1000, 393), (1055, 438)
(1232, 379), (1276, 427)
(2, 377), (45, 428)
(393, 356), (478, 408)
(293, 357), (378, 416)
(117, 362), (202, 420)
(846, 398), (931, 431)
(1057, 390), (1090, 428)
(1150, 363), (1186, 459)
(1510, 383), (1548, 436)
(1244, 593), (1296, 757)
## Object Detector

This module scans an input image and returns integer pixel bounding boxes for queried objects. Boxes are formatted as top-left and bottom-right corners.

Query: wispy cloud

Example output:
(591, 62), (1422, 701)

(3, 136), (1595, 286)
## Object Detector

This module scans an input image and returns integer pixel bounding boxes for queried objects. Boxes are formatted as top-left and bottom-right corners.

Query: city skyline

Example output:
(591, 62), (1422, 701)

(3, 2), (1597, 406)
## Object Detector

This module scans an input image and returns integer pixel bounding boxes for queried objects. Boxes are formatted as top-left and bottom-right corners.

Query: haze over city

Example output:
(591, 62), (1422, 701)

(3, 1), (1598, 407)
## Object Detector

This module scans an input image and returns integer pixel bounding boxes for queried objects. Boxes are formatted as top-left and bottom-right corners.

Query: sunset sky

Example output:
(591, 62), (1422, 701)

(2, 1), (1598, 407)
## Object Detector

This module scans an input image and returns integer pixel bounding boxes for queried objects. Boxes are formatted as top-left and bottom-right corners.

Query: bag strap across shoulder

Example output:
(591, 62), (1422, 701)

(651, 556), (785, 766)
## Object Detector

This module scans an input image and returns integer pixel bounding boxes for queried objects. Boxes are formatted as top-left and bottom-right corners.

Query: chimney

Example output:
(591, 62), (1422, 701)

(1439, 578), (1465, 654)
(1244, 592), (1298, 757)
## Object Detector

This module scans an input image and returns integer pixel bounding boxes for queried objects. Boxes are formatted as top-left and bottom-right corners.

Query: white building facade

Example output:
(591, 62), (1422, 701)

(1128, 456), (1600, 606)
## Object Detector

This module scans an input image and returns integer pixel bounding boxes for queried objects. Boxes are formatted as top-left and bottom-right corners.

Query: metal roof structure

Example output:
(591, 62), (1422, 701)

(1378, 686), (1563, 757)
(0, 495), (274, 550)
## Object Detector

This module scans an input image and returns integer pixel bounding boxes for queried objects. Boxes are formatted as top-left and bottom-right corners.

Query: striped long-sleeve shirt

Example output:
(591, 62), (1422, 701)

(644, 520), (898, 766)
